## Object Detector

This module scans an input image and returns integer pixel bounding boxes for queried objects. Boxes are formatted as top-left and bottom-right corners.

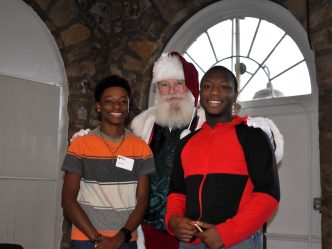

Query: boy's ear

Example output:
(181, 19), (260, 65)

(96, 103), (101, 112)
(234, 91), (238, 102)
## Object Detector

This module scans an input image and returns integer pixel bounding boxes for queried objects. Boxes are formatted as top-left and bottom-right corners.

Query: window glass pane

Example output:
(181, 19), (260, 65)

(239, 17), (259, 56)
(208, 20), (233, 60)
(187, 33), (216, 72)
(218, 58), (233, 72)
(271, 62), (311, 96)
(266, 35), (305, 78)
(239, 69), (268, 101)
(250, 20), (284, 63)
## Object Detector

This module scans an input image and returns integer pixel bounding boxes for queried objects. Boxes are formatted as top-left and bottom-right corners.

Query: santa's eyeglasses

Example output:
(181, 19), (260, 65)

(157, 81), (186, 91)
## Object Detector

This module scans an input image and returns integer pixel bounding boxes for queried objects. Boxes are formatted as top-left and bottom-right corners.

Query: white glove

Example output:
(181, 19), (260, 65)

(70, 128), (91, 143)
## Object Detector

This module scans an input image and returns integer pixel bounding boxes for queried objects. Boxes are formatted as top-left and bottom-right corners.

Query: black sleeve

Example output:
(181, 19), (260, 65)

(236, 124), (280, 201)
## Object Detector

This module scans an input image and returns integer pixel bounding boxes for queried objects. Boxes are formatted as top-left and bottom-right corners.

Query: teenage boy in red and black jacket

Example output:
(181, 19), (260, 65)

(165, 66), (280, 249)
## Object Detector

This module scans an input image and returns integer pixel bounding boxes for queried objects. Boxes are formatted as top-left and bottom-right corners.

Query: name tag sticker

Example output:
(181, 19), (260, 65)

(116, 155), (134, 171)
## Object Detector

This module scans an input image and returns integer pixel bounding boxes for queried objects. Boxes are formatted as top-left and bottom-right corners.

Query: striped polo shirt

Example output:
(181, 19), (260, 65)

(62, 128), (155, 240)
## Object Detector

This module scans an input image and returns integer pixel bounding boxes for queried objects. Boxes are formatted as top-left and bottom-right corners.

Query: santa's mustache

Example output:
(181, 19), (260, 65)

(154, 91), (195, 128)
(159, 93), (184, 102)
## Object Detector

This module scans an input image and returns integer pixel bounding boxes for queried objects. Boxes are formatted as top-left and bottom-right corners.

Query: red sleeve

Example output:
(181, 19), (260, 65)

(165, 193), (186, 235)
(216, 192), (278, 247)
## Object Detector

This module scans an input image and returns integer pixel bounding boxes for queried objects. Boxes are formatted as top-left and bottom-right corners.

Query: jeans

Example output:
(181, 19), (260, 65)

(70, 240), (137, 249)
(179, 231), (261, 249)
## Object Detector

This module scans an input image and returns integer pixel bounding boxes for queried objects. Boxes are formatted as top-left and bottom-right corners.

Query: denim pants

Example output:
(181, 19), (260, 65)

(179, 231), (261, 249)
(70, 240), (137, 249)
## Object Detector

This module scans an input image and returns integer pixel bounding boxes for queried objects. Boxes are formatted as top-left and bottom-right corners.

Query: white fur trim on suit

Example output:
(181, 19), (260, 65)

(196, 107), (206, 128)
(70, 128), (91, 142)
(262, 117), (284, 165)
(130, 107), (157, 143)
(136, 225), (145, 249)
(247, 116), (284, 165)
(152, 53), (185, 84)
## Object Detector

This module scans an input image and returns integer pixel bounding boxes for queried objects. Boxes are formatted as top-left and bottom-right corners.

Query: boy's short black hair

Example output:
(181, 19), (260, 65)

(202, 66), (238, 94)
(94, 75), (131, 102)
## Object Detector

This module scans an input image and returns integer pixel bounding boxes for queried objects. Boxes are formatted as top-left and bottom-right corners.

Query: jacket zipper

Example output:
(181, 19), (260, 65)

(198, 174), (206, 221)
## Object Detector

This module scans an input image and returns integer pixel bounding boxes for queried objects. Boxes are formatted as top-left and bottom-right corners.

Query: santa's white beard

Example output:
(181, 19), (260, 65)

(154, 92), (195, 129)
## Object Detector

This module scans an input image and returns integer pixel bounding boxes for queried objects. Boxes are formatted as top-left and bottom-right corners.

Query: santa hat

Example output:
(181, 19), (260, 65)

(152, 51), (199, 106)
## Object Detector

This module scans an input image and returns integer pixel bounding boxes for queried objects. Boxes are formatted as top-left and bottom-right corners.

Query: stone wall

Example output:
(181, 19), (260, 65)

(24, 0), (213, 137)
(23, 0), (332, 248)
(310, 0), (332, 248)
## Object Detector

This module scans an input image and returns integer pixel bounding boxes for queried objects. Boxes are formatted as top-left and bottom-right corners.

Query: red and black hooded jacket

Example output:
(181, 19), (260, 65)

(165, 115), (280, 248)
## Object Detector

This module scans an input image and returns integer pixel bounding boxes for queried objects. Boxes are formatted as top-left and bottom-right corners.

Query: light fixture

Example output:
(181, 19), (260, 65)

(253, 82), (284, 99)
(253, 65), (284, 99)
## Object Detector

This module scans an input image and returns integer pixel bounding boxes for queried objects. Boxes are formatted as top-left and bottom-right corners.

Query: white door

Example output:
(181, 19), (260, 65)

(241, 97), (321, 249)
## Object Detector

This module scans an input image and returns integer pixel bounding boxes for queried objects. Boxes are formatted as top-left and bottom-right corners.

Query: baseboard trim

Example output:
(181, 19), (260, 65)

(266, 233), (321, 243)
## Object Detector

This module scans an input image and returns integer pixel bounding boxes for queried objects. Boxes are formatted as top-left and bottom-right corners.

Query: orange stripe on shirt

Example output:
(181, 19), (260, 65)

(68, 133), (153, 159)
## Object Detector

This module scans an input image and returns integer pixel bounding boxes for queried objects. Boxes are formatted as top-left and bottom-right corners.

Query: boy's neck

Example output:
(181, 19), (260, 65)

(206, 114), (233, 128)
(100, 123), (125, 139)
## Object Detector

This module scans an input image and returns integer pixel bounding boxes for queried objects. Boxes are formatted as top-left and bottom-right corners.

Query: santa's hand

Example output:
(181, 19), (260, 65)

(70, 129), (91, 143)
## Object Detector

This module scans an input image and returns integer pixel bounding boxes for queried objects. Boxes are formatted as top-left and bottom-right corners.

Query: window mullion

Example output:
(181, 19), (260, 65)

(270, 59), (305, 81)
(185, 52), (206, 74)
(206, 31), (218, 64)
(247, 19), (261, 58)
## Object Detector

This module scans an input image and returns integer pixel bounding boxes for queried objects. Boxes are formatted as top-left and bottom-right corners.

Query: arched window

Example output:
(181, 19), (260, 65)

(163, 0), (317, 105)
(183, 17), (311, 101)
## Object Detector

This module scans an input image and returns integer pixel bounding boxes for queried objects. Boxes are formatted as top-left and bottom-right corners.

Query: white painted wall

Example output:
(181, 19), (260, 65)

(0, 1), (68, 248)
